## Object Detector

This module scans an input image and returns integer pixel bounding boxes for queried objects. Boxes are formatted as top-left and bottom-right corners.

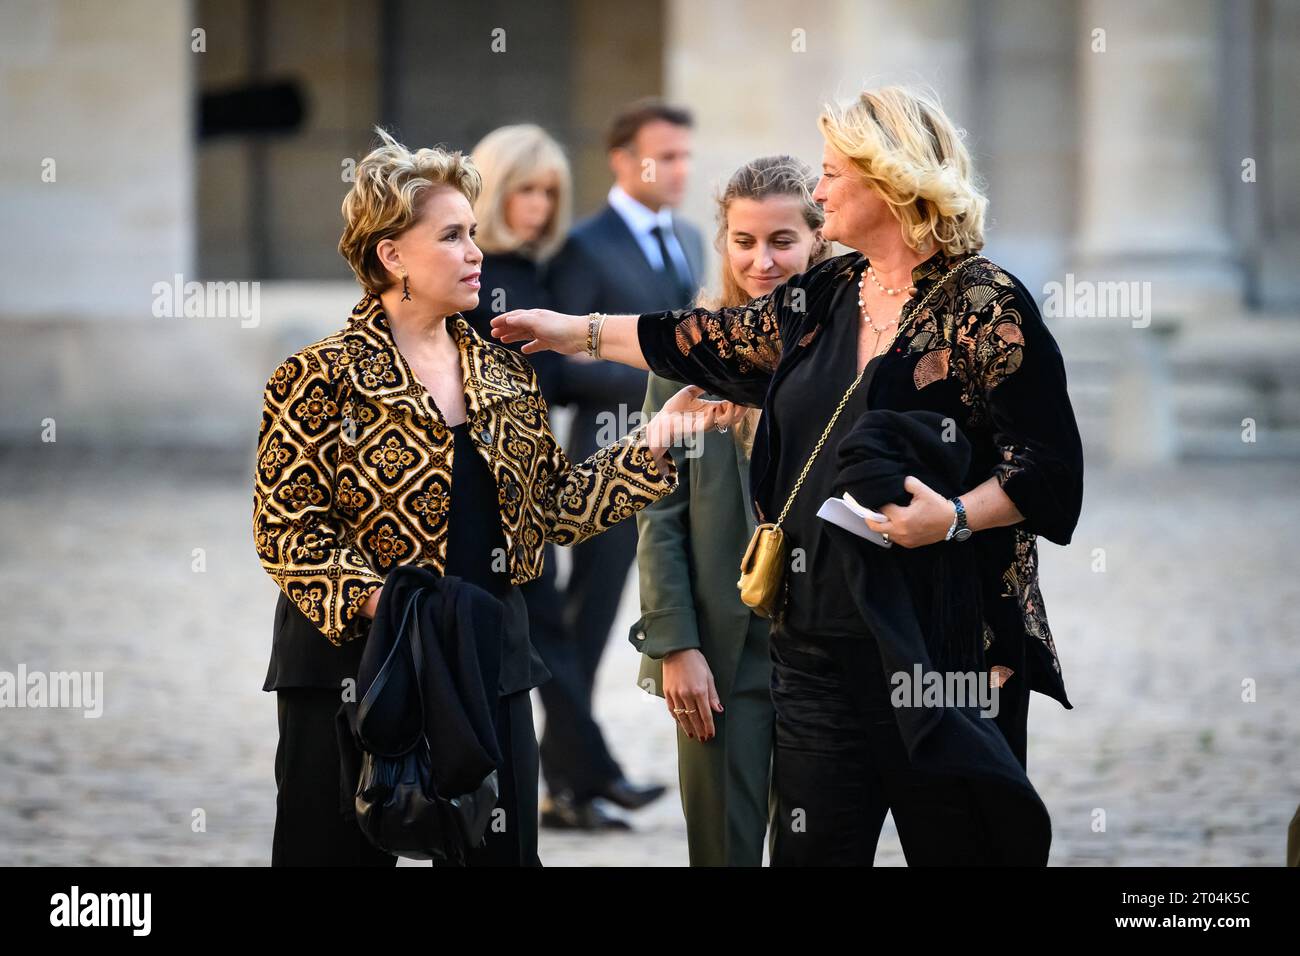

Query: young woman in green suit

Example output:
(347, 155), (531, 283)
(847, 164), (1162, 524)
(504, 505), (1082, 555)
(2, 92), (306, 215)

(629, 157), (830, 865)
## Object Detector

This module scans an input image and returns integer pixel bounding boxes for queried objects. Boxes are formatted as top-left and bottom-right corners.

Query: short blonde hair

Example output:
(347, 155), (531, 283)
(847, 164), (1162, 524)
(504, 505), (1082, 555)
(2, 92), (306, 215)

(470, 124), (572, 261)
(818, 86), (986, 255)
(339, 126), (483, 293)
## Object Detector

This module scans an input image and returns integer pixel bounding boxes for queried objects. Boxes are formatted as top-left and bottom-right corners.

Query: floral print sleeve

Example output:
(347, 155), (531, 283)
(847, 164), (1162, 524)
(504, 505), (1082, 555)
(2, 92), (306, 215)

(636, 290), (785, 408)
(969, 273), (1084, 546)
(535, 411), (678, 548)
(252, 348), (384, 646)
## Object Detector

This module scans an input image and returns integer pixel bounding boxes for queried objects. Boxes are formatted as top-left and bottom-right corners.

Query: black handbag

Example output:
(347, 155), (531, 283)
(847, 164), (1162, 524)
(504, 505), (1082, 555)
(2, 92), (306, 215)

(350, 589), (499, 863)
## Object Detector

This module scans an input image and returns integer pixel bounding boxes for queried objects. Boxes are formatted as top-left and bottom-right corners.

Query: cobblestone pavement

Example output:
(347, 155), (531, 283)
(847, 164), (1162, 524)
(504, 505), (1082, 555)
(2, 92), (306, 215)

(0, 448), (1296, 866)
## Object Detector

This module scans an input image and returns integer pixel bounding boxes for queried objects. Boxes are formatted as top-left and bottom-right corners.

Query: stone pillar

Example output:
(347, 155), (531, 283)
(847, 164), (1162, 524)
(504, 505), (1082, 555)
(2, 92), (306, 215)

(0, 0), (194, 319)
(1073, 0), (1243, 320)
(663, 0), (973, 286)
(1256, 0), (1300, 310)
(969, 0), (1080, 297)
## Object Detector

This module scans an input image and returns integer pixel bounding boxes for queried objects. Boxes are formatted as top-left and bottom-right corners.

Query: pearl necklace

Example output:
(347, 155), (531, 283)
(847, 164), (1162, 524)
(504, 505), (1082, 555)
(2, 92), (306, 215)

(867, 264), (916, 296)
(857, 271), (911, 334)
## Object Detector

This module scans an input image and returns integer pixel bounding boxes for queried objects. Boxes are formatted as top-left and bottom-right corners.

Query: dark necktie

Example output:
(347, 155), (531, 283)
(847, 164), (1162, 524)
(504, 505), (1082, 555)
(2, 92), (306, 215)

(651, 224), (692, 305)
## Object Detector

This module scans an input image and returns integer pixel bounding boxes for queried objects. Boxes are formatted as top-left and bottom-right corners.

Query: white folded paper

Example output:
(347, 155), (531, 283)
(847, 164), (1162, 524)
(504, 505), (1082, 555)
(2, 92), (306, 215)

(816, 491), (892, 548)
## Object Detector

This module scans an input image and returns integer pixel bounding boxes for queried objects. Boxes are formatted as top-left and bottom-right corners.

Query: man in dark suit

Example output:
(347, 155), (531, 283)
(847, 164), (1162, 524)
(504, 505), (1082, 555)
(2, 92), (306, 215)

(539, 98), (706, 829)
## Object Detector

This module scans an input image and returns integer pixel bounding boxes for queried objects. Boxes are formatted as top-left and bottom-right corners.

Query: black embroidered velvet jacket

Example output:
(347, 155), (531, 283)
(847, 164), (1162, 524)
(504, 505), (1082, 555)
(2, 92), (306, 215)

(636, 249), (1084, 707)
(254, 293), (677, 646)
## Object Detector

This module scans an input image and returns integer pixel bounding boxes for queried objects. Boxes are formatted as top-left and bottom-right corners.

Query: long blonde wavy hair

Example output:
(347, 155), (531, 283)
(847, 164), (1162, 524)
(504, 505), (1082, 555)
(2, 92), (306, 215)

(818, 85), (986, 255)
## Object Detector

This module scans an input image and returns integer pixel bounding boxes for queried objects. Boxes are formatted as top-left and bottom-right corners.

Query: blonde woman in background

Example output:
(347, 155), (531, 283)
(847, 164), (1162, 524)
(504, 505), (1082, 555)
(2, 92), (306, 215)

(463, 123), (570, 400)
(630, 156), (830, 865)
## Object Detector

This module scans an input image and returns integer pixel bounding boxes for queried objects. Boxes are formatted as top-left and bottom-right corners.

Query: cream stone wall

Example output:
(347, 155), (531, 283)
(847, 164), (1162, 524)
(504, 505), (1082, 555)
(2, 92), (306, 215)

(0, 0), (193, 319)
(1, 0), (1296, 456)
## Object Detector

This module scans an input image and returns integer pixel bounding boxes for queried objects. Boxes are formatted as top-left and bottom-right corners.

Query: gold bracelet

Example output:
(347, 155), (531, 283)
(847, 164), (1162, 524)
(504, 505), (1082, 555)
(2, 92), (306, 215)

(587, 312), (605, 358)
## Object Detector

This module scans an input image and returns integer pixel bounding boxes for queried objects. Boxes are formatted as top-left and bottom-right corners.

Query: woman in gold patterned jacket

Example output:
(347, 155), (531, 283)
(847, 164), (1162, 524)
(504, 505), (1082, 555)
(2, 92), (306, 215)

(252, 127), (740, 866)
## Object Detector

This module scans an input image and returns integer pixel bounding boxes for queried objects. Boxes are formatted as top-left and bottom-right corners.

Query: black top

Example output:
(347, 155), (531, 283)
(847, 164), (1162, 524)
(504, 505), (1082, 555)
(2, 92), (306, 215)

(635, 250), (1085, 707)
(461, 250), (551, 322)
(445, 421), (511, 595)
(768, 281), (883, 637)
(461, 250), (565, 406)
(446, 421), (551, 694)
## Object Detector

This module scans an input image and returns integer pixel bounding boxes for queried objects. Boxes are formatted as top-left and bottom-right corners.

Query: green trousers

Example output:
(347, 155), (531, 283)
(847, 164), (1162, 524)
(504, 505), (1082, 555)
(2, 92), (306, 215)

(674, 614), (775, 866)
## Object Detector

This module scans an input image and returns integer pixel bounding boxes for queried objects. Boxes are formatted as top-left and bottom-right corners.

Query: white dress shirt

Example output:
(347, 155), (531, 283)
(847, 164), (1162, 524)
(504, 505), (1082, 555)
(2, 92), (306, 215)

(606, 184), (693, 284)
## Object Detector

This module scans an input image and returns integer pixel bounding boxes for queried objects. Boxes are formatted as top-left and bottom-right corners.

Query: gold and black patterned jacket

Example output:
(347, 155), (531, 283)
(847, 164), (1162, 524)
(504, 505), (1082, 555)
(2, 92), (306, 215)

(254, 293), (677, 646)
(637, 249), (1084, 708)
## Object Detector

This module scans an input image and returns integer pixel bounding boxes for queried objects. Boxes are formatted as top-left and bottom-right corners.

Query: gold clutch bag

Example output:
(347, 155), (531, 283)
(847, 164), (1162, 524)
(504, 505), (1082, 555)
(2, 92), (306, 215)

(736, 522), (787, 619)
(736, 361), (869, 619)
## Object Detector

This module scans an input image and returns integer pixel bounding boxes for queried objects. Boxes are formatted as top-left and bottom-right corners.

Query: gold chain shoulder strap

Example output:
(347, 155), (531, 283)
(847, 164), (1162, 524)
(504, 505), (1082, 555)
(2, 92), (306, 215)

(771, 254), (988, 529)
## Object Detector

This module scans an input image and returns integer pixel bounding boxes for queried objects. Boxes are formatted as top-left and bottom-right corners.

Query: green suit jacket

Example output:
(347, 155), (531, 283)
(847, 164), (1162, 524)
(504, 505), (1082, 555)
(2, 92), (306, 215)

(630, 374), (760, 701)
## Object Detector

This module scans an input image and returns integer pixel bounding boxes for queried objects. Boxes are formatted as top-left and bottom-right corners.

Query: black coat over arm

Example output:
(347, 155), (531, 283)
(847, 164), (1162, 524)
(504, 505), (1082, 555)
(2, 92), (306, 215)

(635, 250), (1084, 710)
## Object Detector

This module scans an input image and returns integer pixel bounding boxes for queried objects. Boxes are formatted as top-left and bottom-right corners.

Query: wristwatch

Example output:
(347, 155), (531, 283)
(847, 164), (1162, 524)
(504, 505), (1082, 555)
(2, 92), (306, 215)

(946, 496), (971, 542)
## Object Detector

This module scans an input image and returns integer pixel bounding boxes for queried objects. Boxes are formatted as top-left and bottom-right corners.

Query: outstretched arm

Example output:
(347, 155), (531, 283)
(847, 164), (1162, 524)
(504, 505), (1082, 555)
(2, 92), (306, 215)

(491, 286), (788, 408)
(491, 310), (648, 368)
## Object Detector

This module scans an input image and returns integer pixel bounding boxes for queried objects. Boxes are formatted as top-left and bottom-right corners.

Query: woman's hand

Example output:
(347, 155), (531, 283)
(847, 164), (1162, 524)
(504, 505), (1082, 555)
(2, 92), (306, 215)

(490, 309), (587, 355)
(662, 648), (722, 741)
(492, 311), (651, 369)
(645, 385), (747, 469)
(360, 585), (383, 620)
(863, 475), (955, 548)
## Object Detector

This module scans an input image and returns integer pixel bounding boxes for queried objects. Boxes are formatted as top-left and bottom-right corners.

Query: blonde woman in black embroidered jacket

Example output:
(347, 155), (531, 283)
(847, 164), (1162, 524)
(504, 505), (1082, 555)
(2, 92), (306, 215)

(494, 87), (1084, 866)
(253, 127), (740, 867)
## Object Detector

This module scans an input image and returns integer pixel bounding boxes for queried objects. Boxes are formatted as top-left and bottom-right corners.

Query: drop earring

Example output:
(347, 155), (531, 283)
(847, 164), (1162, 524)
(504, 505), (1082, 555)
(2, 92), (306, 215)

(400, 270), (411, 301)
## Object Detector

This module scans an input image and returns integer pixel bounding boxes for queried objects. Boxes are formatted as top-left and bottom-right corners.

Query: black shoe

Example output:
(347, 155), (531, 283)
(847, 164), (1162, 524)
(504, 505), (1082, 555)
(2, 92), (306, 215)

(540, 793), (631, 831)
(595, 777), (667, 811)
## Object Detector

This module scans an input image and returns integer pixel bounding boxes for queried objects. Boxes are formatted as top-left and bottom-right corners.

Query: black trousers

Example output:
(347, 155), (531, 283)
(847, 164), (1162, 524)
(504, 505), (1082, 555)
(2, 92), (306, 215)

(530, 538), (626, 800)
(272, 686), (541, 866)
(532, 389), (651, 800)
(768, 622), (997, 866)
